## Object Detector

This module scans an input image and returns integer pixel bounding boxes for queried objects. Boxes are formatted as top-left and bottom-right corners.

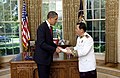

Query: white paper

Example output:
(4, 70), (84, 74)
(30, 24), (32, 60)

(61, 48), (67, 52)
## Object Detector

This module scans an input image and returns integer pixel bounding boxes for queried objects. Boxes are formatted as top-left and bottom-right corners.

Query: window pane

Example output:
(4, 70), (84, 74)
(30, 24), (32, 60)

(5, 23), (12, 33)
(11, 1), (18, 21)
(93, 21), (99, 30)
(94, 32), (99, 41)
(49, 3), (56, 11)
(101, 32), (105, 42)
(6, 46), (13, 55)
(0, 23), (18, 34)
(94, 0), (99, 9)
(101, 20), (105, 30)
(4, 0), (10, 10)
(11, 1), (17, 10)
(0, 35), (11, 43)
(87, 0), (92, 9)
(0, 23), (20, 56)
(56, 10), (62, 20)
(87, 21), (92, 30)
(100, 43), (105, 52)
(101, 9), (105, 18)
(0, 12), (4, 21)
(0, 23), (4, 33)
(0, 4), (3, 21)
(56, 0), (62, 10)
(53, 22), (62, 39)
(94, 43), (99, 52)
(42, 3), (49, 21)
(101, 0), (105, 8)
(4, 11), (11, 21)
(87, 10), (92, 19)
(0, 48), (6, 56)
(94, 9), (100, 19)
(14, 46), (20, 54)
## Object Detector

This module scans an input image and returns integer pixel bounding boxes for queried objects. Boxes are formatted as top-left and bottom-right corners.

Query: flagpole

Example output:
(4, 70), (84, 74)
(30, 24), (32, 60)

(22, 0), (31, 52)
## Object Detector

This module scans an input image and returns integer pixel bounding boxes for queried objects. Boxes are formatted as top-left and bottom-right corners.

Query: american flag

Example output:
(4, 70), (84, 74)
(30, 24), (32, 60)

(78, 0), (84, 18)
(78, 0), (86, 23)
(22, 1), (30, 49)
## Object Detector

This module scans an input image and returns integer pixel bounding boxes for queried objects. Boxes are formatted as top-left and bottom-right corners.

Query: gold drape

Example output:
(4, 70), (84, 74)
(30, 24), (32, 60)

(63, 0), (80, 46)
(105, 0), (118, 63)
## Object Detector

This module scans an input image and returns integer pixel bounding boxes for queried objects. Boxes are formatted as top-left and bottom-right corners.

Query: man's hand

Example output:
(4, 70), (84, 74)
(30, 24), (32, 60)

(65, 47), (72, 54)
(55, 47), (61, 53)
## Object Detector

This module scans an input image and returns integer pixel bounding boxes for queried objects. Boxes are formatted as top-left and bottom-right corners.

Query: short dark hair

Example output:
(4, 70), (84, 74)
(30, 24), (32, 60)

(47, 11), (58, 19)
(77, 22), (86, 32)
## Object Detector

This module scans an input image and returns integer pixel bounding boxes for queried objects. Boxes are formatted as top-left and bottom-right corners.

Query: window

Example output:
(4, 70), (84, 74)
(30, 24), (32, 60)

(85, 0), (105, 53)
(0, 0), (20, 56)
(42, 0), (63, 39)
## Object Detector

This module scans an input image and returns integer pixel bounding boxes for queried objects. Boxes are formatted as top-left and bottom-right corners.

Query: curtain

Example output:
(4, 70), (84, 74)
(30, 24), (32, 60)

(105, 0), (118, 63)
(63, 0), (80, 46)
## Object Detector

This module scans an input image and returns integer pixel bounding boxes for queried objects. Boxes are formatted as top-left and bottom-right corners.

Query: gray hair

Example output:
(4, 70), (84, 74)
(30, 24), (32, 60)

(47, 11), (58, 19)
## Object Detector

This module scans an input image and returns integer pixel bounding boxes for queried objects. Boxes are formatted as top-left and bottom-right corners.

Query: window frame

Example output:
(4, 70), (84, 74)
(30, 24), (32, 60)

(0, 0), (21, 57)
(85, 0), (106, 53)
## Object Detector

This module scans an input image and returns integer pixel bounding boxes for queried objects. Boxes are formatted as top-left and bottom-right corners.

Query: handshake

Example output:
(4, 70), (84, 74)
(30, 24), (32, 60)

(56, 47), (78, 57)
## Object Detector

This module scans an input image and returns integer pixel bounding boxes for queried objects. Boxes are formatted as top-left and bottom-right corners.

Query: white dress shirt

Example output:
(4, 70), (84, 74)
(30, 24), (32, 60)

(46, 20), (51, 29)
(74, 32), (96, 72)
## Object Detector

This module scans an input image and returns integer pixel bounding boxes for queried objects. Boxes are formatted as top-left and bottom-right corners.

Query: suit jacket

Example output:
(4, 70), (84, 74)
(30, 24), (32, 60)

(33, 21), (57, 65)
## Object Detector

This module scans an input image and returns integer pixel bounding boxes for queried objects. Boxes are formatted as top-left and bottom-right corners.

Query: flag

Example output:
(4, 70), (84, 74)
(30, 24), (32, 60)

(22, 1), (30, 49)
(78, 0), (84, 18)
(78, 0), (85, 23)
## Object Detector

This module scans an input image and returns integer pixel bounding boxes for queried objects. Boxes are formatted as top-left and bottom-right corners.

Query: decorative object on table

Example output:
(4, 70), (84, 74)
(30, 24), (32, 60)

(29, 40), (35, 52)
(22, 52), (33, 60)
(58, 39), (69, 45)
(53, 38), (59, 45)
(58, 39), (65, 45)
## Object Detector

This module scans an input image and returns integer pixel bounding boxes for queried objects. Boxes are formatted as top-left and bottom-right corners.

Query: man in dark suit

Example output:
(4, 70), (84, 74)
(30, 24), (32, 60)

(33, 11), (61, 78)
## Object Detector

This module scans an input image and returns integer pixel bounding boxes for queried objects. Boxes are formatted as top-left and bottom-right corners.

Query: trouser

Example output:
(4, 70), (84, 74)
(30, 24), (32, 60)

(37, 64), (51, 78)
(80, 69), (97, 78)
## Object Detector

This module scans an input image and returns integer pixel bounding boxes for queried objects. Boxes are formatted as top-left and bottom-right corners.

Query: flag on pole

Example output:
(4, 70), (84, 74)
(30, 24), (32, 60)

(22, 1), (30, 49)
(78, 0), (85, 23)
(78, 0), (84, 18)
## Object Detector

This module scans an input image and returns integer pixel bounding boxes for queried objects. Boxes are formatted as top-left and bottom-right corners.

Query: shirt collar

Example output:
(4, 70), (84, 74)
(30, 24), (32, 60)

(79, 32), (87, 38)
(83, 32), (87, 35)
(46, 20), (51, 29)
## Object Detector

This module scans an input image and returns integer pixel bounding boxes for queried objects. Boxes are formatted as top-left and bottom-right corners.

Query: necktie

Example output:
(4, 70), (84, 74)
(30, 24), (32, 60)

(50, 26), (53, 35)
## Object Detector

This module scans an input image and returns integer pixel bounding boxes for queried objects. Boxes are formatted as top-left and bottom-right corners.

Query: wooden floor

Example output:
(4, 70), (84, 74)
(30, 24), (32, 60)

(96, 60), (120, 70)
(0, 74), (10, 78)
(0, 63), (10, 78)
